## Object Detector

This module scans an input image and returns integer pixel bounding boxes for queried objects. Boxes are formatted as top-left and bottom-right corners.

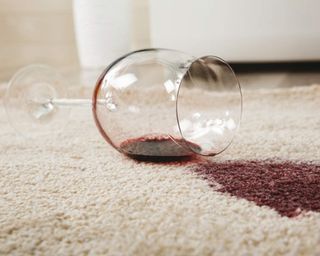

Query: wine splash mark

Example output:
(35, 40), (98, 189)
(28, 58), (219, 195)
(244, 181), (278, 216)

(193, 160), (320, 218)
(119, 135), (203, 164)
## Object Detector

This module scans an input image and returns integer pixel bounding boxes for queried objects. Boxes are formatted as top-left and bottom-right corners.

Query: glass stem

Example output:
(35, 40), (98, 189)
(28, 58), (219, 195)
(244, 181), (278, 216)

(30, 98), (102, 120)
(48, 98), (106, 107)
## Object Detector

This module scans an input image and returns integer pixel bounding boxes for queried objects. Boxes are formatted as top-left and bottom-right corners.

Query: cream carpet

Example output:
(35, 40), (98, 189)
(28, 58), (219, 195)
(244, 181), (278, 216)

(0, 85), (320, 255)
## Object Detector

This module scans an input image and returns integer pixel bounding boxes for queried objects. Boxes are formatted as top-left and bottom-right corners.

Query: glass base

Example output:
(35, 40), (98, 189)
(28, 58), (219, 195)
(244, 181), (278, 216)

(4, 65), (70, 138)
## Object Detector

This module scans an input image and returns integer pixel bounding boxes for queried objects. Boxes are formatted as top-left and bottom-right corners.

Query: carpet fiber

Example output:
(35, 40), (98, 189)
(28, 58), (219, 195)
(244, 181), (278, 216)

(0, 85), (319, 255)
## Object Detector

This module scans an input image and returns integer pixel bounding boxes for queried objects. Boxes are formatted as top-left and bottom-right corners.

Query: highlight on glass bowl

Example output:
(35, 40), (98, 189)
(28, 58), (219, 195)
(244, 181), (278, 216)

(4, 48), (242, 160)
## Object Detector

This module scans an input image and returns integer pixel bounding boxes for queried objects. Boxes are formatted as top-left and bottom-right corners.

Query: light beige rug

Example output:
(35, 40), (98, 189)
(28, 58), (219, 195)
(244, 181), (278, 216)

(0, 85), (319, 255)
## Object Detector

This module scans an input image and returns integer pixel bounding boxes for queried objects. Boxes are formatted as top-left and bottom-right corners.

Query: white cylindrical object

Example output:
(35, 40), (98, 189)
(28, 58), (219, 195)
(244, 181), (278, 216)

(73, 0), (131, 69)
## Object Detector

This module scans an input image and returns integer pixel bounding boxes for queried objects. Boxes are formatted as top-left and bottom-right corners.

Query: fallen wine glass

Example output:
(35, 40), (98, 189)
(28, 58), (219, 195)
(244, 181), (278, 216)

(4, 48), (242, 160)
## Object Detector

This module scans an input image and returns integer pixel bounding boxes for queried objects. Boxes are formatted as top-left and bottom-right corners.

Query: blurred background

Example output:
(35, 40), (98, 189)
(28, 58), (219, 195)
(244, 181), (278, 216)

(0, 0), (320, 88)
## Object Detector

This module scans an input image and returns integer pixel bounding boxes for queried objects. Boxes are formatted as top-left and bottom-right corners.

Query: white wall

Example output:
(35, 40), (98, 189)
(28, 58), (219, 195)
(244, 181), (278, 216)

(0, 0), (78, 73)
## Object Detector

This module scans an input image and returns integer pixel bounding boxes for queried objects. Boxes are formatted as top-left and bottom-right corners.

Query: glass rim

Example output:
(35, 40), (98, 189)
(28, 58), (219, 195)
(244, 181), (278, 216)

(175, 55), (243, 156)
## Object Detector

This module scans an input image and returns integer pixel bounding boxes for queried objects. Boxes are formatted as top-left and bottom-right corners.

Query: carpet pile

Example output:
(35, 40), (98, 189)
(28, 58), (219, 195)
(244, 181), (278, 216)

(0, 85), (319, 255)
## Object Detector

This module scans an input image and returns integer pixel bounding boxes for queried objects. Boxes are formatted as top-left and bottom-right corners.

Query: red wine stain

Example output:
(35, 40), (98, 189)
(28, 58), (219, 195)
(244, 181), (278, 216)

(193, 160), (320, 218)
(119, 135), (203, 164)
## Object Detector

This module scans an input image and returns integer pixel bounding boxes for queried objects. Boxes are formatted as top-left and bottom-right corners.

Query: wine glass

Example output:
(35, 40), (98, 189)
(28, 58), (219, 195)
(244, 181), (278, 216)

(4, 48), (242, 160)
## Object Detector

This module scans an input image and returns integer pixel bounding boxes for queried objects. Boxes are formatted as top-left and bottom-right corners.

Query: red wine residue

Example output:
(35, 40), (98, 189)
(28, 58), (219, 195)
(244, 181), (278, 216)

(119, 135), (202, 163)
(193, 160), (320, 217)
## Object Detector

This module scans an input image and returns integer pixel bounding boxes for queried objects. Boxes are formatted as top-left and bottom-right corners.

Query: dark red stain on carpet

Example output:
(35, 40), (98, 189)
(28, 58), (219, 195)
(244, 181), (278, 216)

(193, 160), (320, 218)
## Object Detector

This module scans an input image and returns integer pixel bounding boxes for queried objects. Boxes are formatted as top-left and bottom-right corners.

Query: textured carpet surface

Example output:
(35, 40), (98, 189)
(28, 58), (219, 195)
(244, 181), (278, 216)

(0, 85), (320, 255)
